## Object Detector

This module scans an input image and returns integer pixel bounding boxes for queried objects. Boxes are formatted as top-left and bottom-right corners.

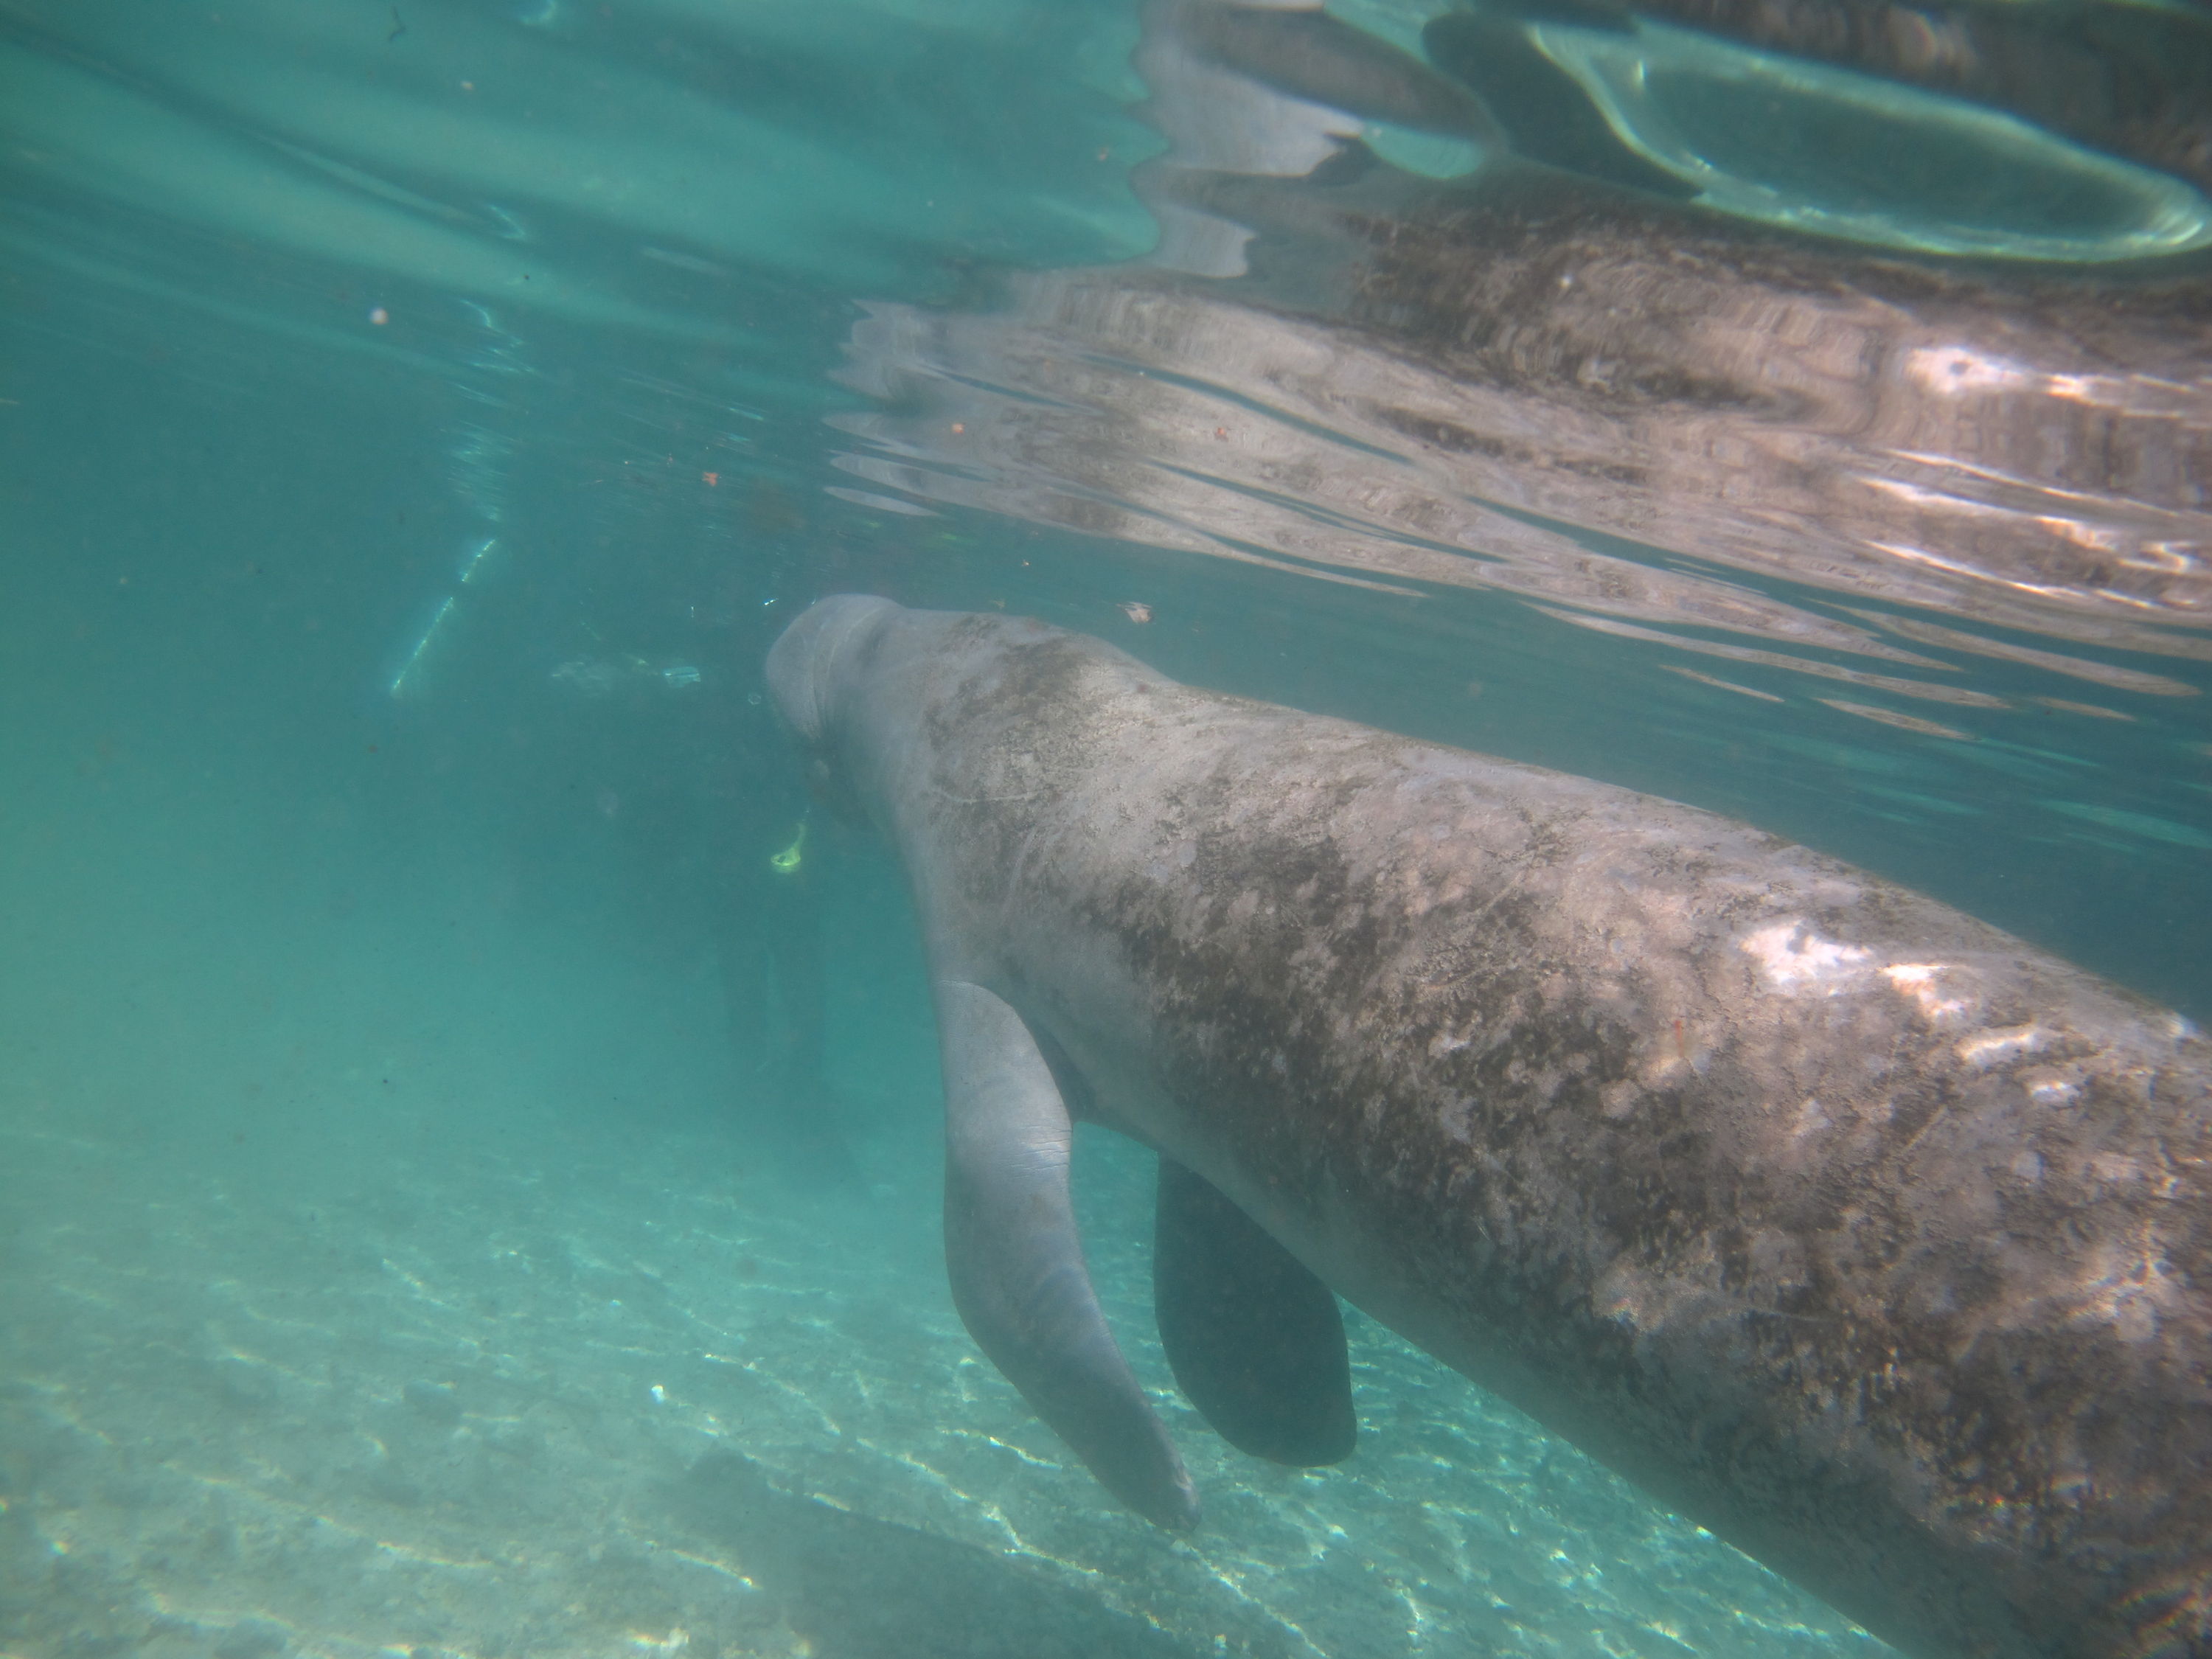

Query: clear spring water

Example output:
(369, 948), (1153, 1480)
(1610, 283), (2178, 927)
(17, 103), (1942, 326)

(1, 3), (2208, 1656)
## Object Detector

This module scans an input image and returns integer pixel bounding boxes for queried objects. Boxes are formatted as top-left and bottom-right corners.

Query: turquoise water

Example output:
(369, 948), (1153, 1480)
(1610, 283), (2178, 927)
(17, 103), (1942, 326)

(2, 3), (2208, 1656)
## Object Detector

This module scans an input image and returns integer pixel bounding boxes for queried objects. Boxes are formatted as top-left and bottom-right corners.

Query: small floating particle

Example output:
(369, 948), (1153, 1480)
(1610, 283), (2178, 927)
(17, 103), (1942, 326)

(369, 307), (389, 326)
(702, 471), (717, 487)
(1120, 602), (1152, 624)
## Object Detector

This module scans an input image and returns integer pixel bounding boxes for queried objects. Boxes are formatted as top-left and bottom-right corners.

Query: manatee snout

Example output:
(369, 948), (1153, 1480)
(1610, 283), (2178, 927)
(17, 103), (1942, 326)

(765, 594), (900, 745)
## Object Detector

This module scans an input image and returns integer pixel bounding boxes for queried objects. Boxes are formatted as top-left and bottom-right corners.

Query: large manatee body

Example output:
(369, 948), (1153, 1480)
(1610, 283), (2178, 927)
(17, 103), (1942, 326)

(766, 595), (2211, 1659)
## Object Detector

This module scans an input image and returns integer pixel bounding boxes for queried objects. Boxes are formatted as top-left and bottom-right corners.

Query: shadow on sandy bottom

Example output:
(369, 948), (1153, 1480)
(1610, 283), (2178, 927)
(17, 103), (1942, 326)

(669, 1449), (1214, 1658)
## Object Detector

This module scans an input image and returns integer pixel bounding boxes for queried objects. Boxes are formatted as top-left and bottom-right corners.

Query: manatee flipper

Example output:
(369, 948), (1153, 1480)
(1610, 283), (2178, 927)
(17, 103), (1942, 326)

(934, 979), (1200, 1531)
(1154, 1158), (1356, 1467)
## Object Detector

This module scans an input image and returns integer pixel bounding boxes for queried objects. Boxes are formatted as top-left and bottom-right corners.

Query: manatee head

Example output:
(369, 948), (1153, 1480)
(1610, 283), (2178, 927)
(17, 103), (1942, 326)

(765, 594), (901, 747)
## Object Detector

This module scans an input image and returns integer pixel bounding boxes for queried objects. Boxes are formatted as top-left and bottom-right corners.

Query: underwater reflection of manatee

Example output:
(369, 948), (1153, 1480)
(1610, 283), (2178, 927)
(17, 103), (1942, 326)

(834, 0), (2212, 666)
(671, 1450), (1207, 1659)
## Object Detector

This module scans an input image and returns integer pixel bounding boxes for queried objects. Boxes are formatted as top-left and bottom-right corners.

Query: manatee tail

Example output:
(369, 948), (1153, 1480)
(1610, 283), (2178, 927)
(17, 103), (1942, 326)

(934, 979), (1200, 1531)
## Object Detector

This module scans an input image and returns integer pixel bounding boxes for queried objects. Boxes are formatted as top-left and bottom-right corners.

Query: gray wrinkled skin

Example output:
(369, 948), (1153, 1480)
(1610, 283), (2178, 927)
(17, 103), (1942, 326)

(769, 595), (2212, 1659)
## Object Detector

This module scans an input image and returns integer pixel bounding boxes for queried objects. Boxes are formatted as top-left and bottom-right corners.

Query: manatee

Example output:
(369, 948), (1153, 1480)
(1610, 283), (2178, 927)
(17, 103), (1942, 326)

(767, 594), (2212, 1659)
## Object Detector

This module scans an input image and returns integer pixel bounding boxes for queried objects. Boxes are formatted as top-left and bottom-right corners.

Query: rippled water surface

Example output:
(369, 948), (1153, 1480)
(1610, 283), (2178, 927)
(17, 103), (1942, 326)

(3, 3), (2208, 1657)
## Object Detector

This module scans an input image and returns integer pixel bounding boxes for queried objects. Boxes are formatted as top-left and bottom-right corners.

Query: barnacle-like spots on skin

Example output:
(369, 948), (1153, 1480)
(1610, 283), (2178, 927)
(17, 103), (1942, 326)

(2066, 1229), (2189, 1346)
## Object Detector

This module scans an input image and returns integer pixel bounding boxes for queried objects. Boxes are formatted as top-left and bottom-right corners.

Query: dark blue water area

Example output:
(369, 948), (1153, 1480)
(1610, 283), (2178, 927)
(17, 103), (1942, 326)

(4, 4), (2211, 1658)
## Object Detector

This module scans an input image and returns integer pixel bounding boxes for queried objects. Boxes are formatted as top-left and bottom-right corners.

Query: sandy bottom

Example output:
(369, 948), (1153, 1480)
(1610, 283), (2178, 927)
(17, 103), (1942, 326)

(0, 1088), (1882, 1659)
